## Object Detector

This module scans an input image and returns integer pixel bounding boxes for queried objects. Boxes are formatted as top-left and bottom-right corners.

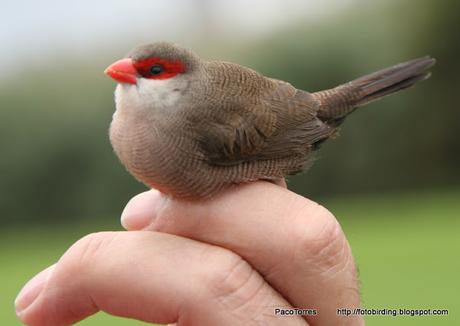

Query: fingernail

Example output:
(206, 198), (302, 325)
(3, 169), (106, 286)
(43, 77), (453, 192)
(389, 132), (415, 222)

(121, 190), (164, 230)
(15, 264), (56, 316)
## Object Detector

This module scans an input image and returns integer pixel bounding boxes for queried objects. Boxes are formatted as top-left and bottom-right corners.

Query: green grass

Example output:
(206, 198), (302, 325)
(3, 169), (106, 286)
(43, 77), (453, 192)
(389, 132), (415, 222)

(1, 188), (459, 325)
(324, 188), (460, 325)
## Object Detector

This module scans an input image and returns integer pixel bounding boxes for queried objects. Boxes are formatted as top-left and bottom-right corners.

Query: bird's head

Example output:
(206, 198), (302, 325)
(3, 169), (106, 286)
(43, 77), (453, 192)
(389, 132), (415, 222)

(105, 42), (203, 113)
(105, 42), (200, 85)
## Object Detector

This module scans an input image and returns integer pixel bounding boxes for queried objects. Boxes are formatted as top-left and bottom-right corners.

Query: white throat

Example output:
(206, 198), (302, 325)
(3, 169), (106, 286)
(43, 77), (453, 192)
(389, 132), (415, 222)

(115, 77), (186, 115)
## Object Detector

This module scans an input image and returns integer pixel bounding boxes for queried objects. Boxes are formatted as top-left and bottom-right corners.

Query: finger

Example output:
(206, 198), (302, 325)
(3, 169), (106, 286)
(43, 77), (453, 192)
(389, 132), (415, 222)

(273, 178), (287, 188)
(120, 180), (288, 231)
(16, 231), (307, 326)
(121, 182), (362, 326)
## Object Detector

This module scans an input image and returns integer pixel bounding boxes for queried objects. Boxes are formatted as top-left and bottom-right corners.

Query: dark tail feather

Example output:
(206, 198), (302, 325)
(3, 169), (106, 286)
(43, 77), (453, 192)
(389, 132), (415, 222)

(314, 56), (436, 122)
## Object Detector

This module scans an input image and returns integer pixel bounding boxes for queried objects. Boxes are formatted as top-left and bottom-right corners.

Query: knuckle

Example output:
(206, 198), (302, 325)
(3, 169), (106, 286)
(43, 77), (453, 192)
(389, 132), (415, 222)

(206, 250), (266, 310)
(59, 232), (117, 273)
(292, 203), (349, 274)
(208, 253), (253, 297)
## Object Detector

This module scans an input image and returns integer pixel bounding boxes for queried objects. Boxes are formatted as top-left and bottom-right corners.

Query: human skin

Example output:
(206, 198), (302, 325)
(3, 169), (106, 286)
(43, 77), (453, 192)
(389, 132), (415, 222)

(15, 181), (363, 325)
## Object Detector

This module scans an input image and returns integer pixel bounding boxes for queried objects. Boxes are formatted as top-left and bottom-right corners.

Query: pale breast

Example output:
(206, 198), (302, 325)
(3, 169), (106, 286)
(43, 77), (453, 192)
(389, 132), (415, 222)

(110, 83), (220, 197)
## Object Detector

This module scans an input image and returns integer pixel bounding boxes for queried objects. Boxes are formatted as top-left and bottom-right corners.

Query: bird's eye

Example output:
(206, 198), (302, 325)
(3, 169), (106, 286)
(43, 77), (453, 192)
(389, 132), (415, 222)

(150, 64), (164, 75)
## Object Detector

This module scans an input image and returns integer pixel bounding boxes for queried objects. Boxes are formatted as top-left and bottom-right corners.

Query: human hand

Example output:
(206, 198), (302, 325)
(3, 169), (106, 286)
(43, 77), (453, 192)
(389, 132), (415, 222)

(15, 181), (363, 325)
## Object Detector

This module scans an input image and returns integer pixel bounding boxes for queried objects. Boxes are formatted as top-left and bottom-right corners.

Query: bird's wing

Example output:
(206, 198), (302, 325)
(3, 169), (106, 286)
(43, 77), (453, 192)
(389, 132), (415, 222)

(195, 99), (276, 165)
(259, 80), (336, 158)
(195, 66), (333, 166)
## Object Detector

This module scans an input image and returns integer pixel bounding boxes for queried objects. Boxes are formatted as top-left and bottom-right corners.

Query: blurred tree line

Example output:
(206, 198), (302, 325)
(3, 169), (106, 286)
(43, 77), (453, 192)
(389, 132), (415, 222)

(1, 0), (458, 226)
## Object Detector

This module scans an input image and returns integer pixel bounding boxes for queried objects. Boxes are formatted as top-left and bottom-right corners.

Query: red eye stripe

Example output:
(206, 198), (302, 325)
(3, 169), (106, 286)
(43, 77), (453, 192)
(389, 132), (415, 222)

(133, 57), (186, 80)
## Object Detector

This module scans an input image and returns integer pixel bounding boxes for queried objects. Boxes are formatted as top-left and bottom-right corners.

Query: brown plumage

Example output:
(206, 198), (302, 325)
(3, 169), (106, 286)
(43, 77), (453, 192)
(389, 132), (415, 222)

(105, 42), (435, 199)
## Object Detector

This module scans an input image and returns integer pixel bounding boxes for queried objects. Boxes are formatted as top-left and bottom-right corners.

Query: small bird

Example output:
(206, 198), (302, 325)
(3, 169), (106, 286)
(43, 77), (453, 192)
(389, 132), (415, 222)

(105, 42), (435, 199)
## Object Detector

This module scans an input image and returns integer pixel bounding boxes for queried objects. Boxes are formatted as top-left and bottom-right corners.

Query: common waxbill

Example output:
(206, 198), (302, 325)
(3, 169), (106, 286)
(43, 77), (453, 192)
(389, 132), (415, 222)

(105, 42), (435, 199)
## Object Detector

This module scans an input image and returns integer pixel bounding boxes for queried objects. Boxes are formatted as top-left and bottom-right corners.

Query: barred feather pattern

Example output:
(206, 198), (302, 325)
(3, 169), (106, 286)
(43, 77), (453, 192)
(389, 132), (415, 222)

(109, 42), (435, 199)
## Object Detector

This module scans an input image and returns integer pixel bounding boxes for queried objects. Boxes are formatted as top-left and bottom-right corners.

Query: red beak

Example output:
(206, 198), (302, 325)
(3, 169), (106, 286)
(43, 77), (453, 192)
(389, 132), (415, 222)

(104, 58), (137, 85)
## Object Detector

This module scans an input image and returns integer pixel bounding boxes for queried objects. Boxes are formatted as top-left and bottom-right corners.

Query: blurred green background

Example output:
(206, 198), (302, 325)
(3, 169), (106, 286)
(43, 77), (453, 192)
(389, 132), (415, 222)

(1, 0), (458, 325)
